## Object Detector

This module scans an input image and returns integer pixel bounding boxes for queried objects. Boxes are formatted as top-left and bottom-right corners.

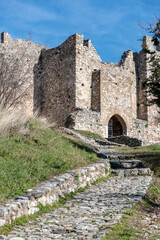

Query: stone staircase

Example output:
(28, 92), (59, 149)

(110, 159), (153, 177)
(62, 127), (153, 178)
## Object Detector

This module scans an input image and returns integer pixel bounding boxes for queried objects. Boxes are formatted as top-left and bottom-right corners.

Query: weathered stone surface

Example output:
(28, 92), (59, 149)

(0, 32), (160, 144)
(0, 32), (46, 114)
(110, 160), (143, 169)
(0, 208), (8, 217)
(0, 159), (109, 227)
(107, 135), (142, 147)
(111, 168), (152, 177)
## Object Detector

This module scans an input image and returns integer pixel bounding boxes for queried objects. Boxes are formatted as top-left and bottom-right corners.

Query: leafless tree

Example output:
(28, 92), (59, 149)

(139, 17), (160, 46)
(0, 34), (47, 113)
(0, 50), (31, 109)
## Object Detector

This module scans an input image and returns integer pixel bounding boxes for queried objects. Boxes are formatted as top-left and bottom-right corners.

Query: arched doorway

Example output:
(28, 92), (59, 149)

(108, 115), (127, 138)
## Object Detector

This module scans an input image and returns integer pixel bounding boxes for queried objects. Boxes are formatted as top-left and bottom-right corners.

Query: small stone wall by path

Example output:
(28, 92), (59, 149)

(62, 128), (122, 151)
(107, 135), (142, 147)
(0, 160), (110, 227)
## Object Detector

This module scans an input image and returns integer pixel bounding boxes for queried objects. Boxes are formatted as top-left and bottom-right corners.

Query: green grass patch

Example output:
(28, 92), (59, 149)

(102, 223), (143, 240)
(123, 208), (135, 216)
(93, 177), (106, 185)
(74, 129), (105, 140)
(0, 118), (98, 203)
(145, 177), (160, 206)
(114, 144), (160, 155)
(101, 205), (144, 240)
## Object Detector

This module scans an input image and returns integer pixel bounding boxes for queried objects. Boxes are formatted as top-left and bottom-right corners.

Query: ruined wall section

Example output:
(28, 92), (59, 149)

(135, 36), (160, 143)
(41, 34), (76, 126)
(130, 119), (149, 145)
(0, 32), (45, 114)
(146, 47), (160, 143)
(147, 106), (160, 143)
(135, 36), (153, 120)
(68, 109), (104, 136)
(137, 51), (148, 120)
(100, 51), (137, 137)
(71, 45), (137, 138)
(136, 36), (160, 121)
(75, 34), (102, 109)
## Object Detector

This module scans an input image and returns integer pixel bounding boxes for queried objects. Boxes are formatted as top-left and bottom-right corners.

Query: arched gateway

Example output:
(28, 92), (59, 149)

(108, 115), (127, 138)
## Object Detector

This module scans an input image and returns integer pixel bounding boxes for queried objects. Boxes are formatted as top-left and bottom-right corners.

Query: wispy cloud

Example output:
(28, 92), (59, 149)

(0, 0), (59, 22)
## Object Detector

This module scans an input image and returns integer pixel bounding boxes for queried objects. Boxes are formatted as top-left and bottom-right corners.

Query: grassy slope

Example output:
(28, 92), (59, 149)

(74, 129), (105, 140)
(102, 144), (160, 240)
(0, 118), (98, 203)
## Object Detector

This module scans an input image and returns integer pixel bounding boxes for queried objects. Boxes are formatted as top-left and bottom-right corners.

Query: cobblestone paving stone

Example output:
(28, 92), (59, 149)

(1, 175), (152, 240)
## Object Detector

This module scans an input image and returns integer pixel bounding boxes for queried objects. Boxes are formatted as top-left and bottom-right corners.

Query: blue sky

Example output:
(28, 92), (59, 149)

(0, 0), (159, 63)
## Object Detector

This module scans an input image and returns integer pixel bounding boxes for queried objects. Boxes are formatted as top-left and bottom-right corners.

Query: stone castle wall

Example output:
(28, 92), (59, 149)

(0, 32), (45, 114)
(136, 36), (160, 143)
(147, 105), (160, 143)
(0, 32), (160, 144)
(75, 34), (102, 110)
(40, 35), (77, 126)
(68, 109), (104, 136)
(70, 37), (137, 138)
(72, 35), (160, 144)
(130, 119), (149, 145)
(100, 52), (137, 137)
(146, 41), (160, 144)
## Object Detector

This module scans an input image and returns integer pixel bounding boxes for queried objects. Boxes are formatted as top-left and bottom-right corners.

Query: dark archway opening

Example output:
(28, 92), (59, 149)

(108, 115), (126, 137)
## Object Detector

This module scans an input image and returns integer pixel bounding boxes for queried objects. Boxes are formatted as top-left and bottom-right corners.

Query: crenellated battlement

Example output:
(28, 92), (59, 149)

(1, 32), (13, 44)
(142, 35), (155, 52)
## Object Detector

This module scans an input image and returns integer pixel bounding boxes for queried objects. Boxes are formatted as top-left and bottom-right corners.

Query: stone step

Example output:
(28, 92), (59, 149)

(106, 154), (136, 160)
(110, 160), (144, 169)
(111, 167), (153, 177)
(95, 139), (122, 146)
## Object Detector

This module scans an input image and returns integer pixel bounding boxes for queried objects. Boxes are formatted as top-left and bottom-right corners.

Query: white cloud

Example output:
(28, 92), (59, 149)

(0, 0), (60, 22)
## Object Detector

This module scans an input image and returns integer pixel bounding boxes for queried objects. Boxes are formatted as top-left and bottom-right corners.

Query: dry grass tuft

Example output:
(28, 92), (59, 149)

(0, 108), (30, 134)
(0, 108), (51, 136)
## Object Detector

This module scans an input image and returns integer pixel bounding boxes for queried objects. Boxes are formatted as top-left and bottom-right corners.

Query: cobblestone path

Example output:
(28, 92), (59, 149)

(2, 175), (152, 240)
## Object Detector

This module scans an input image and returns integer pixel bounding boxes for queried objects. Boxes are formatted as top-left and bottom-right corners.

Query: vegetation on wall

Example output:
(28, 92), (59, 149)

(143, 55), (160, 107)
(141, 17), (160, 108)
